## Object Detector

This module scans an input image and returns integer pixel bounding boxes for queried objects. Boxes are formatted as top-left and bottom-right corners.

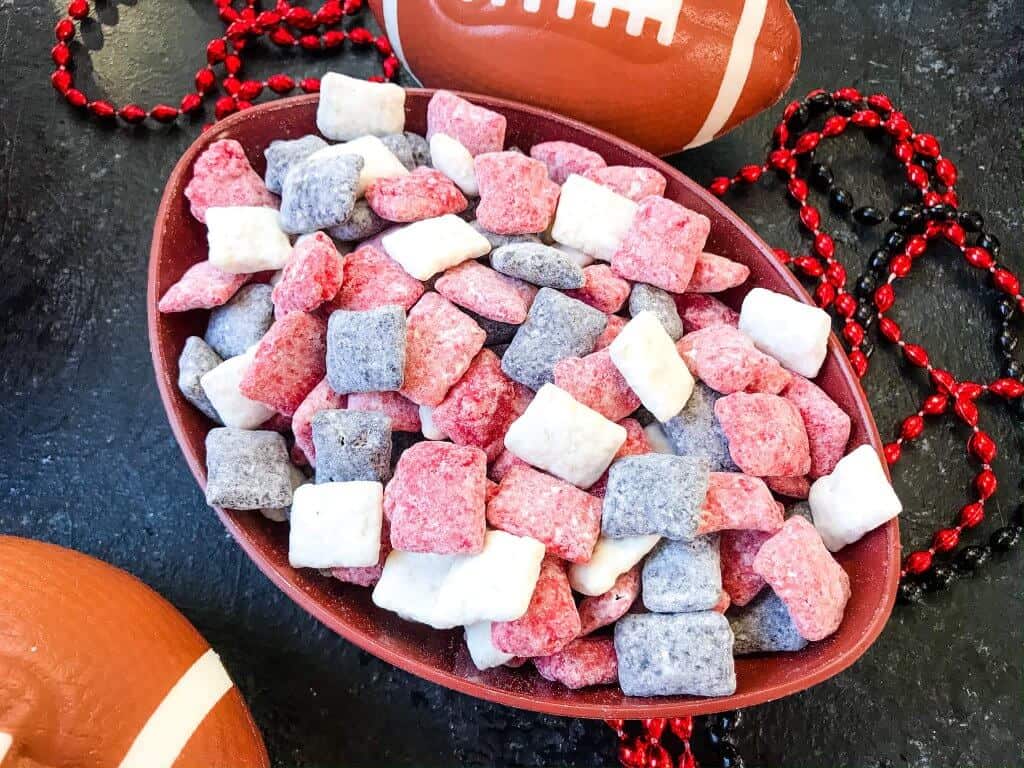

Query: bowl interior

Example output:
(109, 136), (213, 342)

(148, 90), (899, 718)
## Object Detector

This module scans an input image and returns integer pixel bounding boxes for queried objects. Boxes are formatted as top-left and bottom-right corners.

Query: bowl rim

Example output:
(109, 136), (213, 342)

(148, 88), (899, 718)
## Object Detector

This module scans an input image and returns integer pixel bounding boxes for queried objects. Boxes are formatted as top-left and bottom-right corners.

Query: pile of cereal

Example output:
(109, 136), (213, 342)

(161, 74), (903, 697)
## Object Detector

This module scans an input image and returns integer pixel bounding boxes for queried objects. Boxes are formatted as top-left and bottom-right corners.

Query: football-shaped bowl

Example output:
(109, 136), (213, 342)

(149, 90), (899, 718)
(368, 0), (801, 155)
(0, 536), (269, 768)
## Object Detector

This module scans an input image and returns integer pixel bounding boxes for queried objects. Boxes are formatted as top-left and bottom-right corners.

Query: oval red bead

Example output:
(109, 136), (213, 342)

(933, 528), (960, 553)
(51, 43), (71, 66)
(740, 164), (763, 183)
(224, 54), (242, 75)
(285, 6), (317, 29)
(904, 550), (933, 575)
(901, 414), (924, 440)
(906, 164), (929, 189)
(150, 104), (179, 123)
(913, 133), (941, 158)
(669, 717), (694, 741)
(851, 110), (880, 128)
(921, 393), (948, 415)
(794, 256), (824, 277)
(848, 349), (868, 378)
(214, 96), (237, 119)
(975, 469), (997, 499)
(893, 140), (914, 162)
(874, 283), (895, 311)
(709, 177), (731, 196)
(822, 115), (848, 136)
(768, 149), (794, 170)
(206, 38), (227, 63)
(935, 157), (958, 186)
(50, 68), (73, 93)
(68, 0), (89, 19)
(195, 68), (217, 93)
(118, 104), (147, 123)
(956, 381), (984, 400)
(299, 34), (321, 51)
(799, 205), (820, 231)
(954, 396), (979, 427)
(300, 77), (321, 93)
(794, 132), (820, 154)
(969, 431), (997, 463)
(88, 99), (115, 118)
(826, 261), (846, 286)
(180, 93), (203, 114)
(772, 248), (792, 265)
(787, 177), (808, 201)
(963, 246), (993, 269)
(842, 320), (864, 346)
(959, 502), (985, 529)
(903, 344), (929, 367)
(867, 93), (893, 112)
(883, 441), (901, 464)
(267, 74), (295, 93)
(55, 18), (75, 41)
(993, 269), (1021, 296)
(835, 86), (862, 101)
(889, 254), (912, 278)
(316, 3), (344, 25)
(323, 30), (346, 48)
(642, 718), (667, 740)
(813, 232), (835, 259)
(989, 378), (1024, 398)
(879, 316), (901, 342)
(834, 293), (857, 317)
(943, 223), (966, 247)
(815, 282), (836, 308)
(238, 80), (264, 100)
(270, 27), (296, 45)
(64, 88), (87, 108)
(930, 368), (956, 392)
(922, 191), (943, 208)
(222, 77), (241, 96)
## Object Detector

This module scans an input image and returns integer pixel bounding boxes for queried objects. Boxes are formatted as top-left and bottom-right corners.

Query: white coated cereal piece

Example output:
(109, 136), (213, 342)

(372, 550), (457, 628)
(316, 71), (406, 141)
(382, 214), (491, 280)
(610, 311), (695, 422)
(419, 405), (448, 440)
(557, 244), (596, 268)
(809, 444), (902, 552)
(643, 422), (675, 455)
(504, 383), (627, 488)
(206, 207), (292, 274)
(430, 133), (478, 196)
(551, 174), (638, 261)
(465, 622), (515, 670)
(434, 530), (546, 626)
(739, 287), (832, 378)
(288, 481), (384, 569)
(200, 348), (275, 430)
(310, 136), (409, 196)
(568, 534), (660, 596)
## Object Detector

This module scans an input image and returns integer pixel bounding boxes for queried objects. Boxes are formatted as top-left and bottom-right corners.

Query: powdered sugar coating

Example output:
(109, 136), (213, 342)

(529, 141), (607, 184)
(676, 294), (741, 334)
(698, 472), (785, 534)
(534, 636), (618, 689)
(366, 167), (468, 223)
(577, 567), (641, 635)
(642, 535), (722, 613)
(272, 233), (345, 318)
(715, 393), (812, 477)
(291, 378), (346, 465)
(687, 252), (751, 293)
(432, 348), (516, 449)
(329, 245), (424, 312)
(426, 91), (506, 156)
(347, 391), (421, 432)
(782, 375), (853, 478)
(583, 165), (667, 202)
(677, 325), (792, 395)
(564, 264), (631, 313)
(611, 196), (708, 292)
(492, 556), (581, 657)
(158, 261), (248, 313)
(184, 139), (279, 223)
(553, 349), (641, 423)
(434, 261), (536, 324)
(720, 529), (771, 607)
(239, 311), (327, 416)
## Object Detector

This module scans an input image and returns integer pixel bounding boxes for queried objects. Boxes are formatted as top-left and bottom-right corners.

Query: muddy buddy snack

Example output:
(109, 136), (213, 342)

(678, 325), (791, 395)
(534, 636), (618, 690)
(177, 336), (222, 421)
(529, 140), (606, 184)
(629, 283), (684, 341)
(491, 242), (586, 289)
(382, 214), (490, 280)
(434, 261), (536, 325)
(569, 534), (659, 596)
(728, 589), (808, 655)
(715, 393), (812, 477)
(317, 72), (405, 141)
(474, 151), (560, 235)
(720, 529), (771, 607)
(239, 311), (327, 416)
(279, 151), (362, 234)
(292, 378), (346, 465)
(347, 391), (421, 432)
(643, 535), (722, 613)
(564, 264), (631, 314)
(199, 348), (276, 430)
(271, 233), (345, 319)
(326, 306), (406, 394)
(554, 350), (641, 423)
(611, 196), (708, 292)
(288, 481), (384, 569)
(739, 287), (832, 378)
(205, 428), (292, 510)
(184, 139), (279, 223)
(687, 251), (751, 293)
(331, 244), (423, 312)
(159, 261), (248, 313)
(491, 556), (581, 657)
(328, 200), (388, 242)
(312, 409), (392, 484)
(430, 133), (478, 196)
(602, 454), (710, 539)
(366, 167), (468, 223)
(583, 165), (667, 202)
(610, 312), (694, 422)
(661, 382), (737, 472)
(551, 174), (637, 261)
(427, 91), (506, 157)
(264, 135), (328, 195)
(698, 472), (784, 535)
(206, 206), (292, 274)
(615, 612), (736, 697)
(577, 567), (641, 635)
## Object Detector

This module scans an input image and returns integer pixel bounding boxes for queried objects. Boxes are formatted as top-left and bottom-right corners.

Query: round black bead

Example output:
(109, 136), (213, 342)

(1003, 359), (1023, 380)
(978, 232), (1001, 257)
(954, 544), (990, 572)
(924, 203), (954, 221)
(830, 188), (854, 213)
(997, 298), (1017, 321)
(835, 98), (857, 116)
(998, 328), (1018, 354)
(959, 210), (985, 232)
(897, 580), (925, 604)
(883, 230), (907, 253)
(809, 162), (834, 192)
(855, 302), (876, 326)
(787, 103), (810, 130)
(990, 526), (1022, 552)
(855, 274), (877, 297)
(852, 206), (885, 225)
(891, 205), (922, 228)
(868, 249), (890, 272)
(807, 92), (834, 112)
(924, 564), (957, 592)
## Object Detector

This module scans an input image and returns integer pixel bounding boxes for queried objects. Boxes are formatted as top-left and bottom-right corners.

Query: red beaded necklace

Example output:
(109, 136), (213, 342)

(51, 7), (1023, 767)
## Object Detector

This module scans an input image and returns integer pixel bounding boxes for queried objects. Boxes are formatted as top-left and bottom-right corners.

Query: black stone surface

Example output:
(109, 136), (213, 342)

(0, 2), (1021, 766)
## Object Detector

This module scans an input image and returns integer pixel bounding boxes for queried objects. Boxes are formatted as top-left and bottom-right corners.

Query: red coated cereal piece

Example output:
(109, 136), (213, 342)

(720, 529), (771, 606)
(578, 566), (640, 635)
(183, 139), (279, 223)
(291, 378), (347, 465)
(347, 391), (422, 432)
(492, 556), (581, 656)
(677, 325), (791, 395)
(529, 141), (607, 184)
(715, 393), (812, 478)
(564, 265), (631, 314)
(384, 441), (488, 555)
(616, 417), (651, 458)
(698, 472), (784, 534)
(158, 261), (248, 313)
(489, 449), (529, 482)
(401, 293), (487, 406)
(534, 635), (618, 690)
(486, 465), (602, 563)
(781, 375), (853, 478)
(753, 516), (851, 640)
(272, 233), (344, 318)
(583, 165), (667, 202)
(432, 349), (516, 449)
(765, 475), (811, 499)
(474, 152), (560, 235)
(332, 518), (391, 587)
(434, 261), (536, 324)
(366, 167), (468, 223)
(676, 294), (740, 334)
(329, 245), (424, 312)
(686, 251), (751, 293)
(610, 197), (709, 293)
(483, 382), (535, 465)
(239, 312), (327, 416)
(553, 349), (640, 422)
(593, 314), (627, 351)
(427, 91), (507, 157)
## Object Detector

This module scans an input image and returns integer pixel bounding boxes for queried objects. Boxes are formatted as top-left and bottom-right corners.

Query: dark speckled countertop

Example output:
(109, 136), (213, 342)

(0, 1), (1021, 765)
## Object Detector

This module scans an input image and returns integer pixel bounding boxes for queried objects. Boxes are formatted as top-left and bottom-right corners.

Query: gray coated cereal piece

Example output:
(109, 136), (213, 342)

(501, 288), (606, 390)
(642, 535), (722, 613)
(471, 220), (541, 252)
(463, 307), (519, 346)
(615, 612), (736, 697)
(728, 590), (808, 655)
(312, 409), (392, 483)
(327, 199), (388, 242)
(602, 454), (710, 539)
(787, 501), (813, 522)
(326, 306), (406, 394)
(660, 383), (739, 472)
(205, 428), (293, 510)
(204, 283), (274, 359)
(629, 284), (684, 340)
(491, 242), (586, 289)
(178, 336), (222, 422)
(380, 133), (415, 170)
(405, 131), (431, 166)
(280, 152), (363, 234)
(260, 463), (309, 522)
(264, 135), (328, 195)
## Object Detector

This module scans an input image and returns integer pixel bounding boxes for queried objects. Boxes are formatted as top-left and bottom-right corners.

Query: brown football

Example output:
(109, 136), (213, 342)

(0, 536), (269, 768)
(369, 0), (801, 155)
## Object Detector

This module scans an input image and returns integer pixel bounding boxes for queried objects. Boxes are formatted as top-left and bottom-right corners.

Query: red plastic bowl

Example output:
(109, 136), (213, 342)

(148, 89), (899, 718)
